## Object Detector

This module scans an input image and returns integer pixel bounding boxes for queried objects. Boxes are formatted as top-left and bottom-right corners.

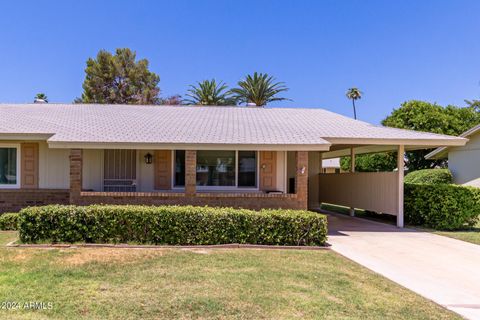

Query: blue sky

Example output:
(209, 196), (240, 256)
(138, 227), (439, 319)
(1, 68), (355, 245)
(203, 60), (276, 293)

(0, 0), (479, 124)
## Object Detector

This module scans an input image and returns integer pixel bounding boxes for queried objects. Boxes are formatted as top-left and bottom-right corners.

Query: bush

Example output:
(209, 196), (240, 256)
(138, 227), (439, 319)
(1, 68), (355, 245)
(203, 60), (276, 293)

(18, 205), (328, 246)
(0, 213), (19, 230)
(404, 169), (452, 184)
(404, 183), (480, 230)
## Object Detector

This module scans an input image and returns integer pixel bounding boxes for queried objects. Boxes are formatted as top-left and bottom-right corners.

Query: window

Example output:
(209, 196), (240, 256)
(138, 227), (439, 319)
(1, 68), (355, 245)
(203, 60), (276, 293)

(0, 147), (19, 188)
(174, 150), (258, 189)
(174, 150), (185, 187)
(238, 151), (257, 187)
(196, 151), (236, 187)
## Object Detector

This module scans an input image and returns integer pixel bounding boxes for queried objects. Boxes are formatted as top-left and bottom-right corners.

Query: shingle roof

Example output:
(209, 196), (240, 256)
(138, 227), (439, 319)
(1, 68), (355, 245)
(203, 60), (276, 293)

(0, 104), (467, 150)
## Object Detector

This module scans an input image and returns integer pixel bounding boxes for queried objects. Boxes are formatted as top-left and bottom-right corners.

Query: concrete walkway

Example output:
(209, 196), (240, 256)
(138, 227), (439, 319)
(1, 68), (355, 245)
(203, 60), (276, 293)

(327, 213), (480, 320)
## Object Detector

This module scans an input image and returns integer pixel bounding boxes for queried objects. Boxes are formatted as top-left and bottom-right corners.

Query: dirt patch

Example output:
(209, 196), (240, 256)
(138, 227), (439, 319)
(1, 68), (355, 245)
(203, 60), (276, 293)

(9, 251), (35, 262)
(60, 248), (167, 266)
(180, 248), (213, 255)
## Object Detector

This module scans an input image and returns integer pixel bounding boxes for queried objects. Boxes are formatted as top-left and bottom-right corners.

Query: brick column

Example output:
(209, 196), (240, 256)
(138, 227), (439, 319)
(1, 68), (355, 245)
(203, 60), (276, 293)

(295, 151), (309, 209)
(185, 150), (197, 195)
(69, 149), (83, 204)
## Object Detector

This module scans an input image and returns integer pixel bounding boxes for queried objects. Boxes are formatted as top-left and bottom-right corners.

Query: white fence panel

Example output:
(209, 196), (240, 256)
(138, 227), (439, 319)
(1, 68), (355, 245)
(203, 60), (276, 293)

(319, 172), (399, 215)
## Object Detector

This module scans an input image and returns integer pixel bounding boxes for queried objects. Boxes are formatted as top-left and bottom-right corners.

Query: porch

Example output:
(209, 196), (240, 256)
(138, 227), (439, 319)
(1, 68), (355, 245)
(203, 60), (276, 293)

(69, 149), (310, 210)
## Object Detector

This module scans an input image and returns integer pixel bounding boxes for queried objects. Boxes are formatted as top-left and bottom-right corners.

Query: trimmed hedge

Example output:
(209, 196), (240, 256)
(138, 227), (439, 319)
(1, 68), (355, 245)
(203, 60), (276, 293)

(404, 169), (452, 184)
(405, 183), (480, 230)
(0, 213), (18, 230)
(18, 205), (328, 246)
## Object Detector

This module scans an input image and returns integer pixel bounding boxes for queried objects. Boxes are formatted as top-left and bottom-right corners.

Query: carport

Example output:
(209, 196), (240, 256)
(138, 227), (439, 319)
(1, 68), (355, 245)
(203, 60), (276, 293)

(308, 137), (467, 227)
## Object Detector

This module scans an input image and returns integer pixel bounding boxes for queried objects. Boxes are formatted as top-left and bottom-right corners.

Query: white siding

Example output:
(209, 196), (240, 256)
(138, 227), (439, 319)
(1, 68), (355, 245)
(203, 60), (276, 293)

(275, 151), (286, 193)
(83, 149), (103, 191)
(448, 133), (480, 187)
(138, 150), (155, 191)
(38, 142), (69, 189)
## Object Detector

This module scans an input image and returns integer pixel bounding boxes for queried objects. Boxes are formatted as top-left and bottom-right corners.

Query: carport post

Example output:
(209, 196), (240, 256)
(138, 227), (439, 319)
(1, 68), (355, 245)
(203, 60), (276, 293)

(397, 145), (405, 228)
(349, 148), (355, 217)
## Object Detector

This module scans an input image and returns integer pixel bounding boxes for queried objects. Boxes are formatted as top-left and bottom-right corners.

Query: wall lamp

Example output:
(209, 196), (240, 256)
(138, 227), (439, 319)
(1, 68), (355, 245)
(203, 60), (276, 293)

(144, 153), (153, 164)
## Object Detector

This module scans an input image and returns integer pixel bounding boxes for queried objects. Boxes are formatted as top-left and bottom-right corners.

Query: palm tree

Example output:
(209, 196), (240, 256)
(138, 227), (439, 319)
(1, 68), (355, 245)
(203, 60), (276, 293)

(346, 88), (362, 119)
(185, 79), (236, 106)
(230, 72), (289, 106)
(34, 93), (48, 103)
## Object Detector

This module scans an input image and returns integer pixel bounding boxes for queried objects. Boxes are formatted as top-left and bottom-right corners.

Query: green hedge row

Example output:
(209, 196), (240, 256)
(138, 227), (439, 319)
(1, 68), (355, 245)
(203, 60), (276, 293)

(18, 205), (328, 246)
(405, 183), (480, 230)
(0, 213), (18, 230)
(404, 169), (452, 184)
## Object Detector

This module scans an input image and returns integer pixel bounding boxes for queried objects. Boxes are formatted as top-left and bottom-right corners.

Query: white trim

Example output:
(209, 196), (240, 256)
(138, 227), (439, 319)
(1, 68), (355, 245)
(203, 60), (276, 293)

(284, 151), (288, 193)
(235, 150), (239, 187)
(0, 143), (21, 189)
(47, 141), (332, 151)
(0, 133), (53, 141)
(349, 148), (355, 217)
(324, 137), (467, 146)
(397, 145), (405, 228)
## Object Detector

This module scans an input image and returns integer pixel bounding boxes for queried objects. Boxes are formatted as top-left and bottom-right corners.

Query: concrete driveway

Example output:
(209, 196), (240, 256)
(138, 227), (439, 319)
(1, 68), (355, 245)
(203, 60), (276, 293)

(327, 213), (480, 320)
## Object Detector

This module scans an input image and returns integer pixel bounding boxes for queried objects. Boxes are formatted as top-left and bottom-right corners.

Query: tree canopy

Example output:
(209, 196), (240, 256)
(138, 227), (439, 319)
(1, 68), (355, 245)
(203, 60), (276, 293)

(230, 72), (289, 106)
(78, 48), (160, 104)
(159, 95), (183, 105)
(382, 100), (480, 170)
(340, 152), (397, 172)
(341, 100), (480, 172)
(34, 93), (48, 103)
(185, 79), (236, 106)
(346, 87), (362, 119)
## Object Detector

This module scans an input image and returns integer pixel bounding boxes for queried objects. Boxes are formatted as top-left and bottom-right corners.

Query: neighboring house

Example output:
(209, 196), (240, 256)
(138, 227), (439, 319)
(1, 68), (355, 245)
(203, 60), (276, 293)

(322, 158), (343, 173)
(426, 124), (480, 187)
(0, 104), (466, 227)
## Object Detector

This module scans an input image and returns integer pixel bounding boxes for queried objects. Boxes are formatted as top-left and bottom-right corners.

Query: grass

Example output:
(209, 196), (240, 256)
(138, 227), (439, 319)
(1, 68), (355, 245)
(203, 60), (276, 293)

(432, 221), (480, 245)
(0, 231), (18, 245)
(0, 232), (459, 320)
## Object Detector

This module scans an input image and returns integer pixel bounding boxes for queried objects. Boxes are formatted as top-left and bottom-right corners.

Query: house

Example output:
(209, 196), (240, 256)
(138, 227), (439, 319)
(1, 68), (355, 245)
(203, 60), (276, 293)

(322, 158), (343, 173)
(426, 124), (480, 187)
(0, 104), (467, 227)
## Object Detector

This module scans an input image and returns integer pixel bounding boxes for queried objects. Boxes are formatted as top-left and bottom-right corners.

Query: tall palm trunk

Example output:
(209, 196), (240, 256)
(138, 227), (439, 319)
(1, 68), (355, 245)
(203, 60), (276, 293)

(352, 99), (357, 119)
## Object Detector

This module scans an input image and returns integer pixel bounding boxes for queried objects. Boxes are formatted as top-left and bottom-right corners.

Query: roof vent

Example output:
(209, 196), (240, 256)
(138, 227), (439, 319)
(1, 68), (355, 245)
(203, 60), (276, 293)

(246, 102), (259, 107)
(34, 99), (47, 104)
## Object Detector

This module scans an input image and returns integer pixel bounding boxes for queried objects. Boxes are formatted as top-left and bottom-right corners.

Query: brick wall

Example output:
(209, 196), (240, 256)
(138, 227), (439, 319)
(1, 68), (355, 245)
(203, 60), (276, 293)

(69, 149), (82, 204)
(185, 150), (196, 195)
(0, 189), (70, 213)
(78, 191), (306, 210)
(295, 151), (309, 209)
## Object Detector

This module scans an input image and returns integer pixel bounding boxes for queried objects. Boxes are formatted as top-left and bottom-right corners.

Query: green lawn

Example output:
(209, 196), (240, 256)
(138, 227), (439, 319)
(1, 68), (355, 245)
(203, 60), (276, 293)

(0, 231), (18, 245)
(432, 221), (480, 245)
(0, 232), (459, 320)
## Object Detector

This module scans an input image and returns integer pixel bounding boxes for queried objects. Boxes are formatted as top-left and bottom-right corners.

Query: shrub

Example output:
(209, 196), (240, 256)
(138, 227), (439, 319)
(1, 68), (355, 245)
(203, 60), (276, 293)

(404, 169), (452, 184)
(404, 183), (480, 230)
(18, 205), (328, 246)
(0, 213), (19, 230)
